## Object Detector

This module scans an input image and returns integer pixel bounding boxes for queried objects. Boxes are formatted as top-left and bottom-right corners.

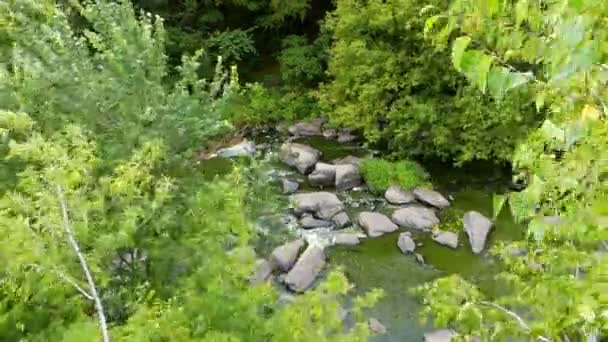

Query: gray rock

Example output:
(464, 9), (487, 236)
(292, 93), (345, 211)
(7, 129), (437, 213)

(284, 245), (325, 292)
(322, 129), (338, 139)
(288, 121), (323, 136)
(308, 163), (336, 187)
(215, 140), (256, 158)
(293, 192), (345, 220)
(424, 329), (456, 342)
(250, 259), (273, 285)
(413, 188), (450, 209)
(368, 318), (387, 335)
(282, 179), (299, 194)
(271, 239), (306, 272)
(432, 230), (459, 249)
(463, 211), (493, 254)
(385, 185), (416, 205)
(335, 164), (362, 191)
(332, 212), (351, 228)
(337, 130), (357, 143)
(333, 155), (363, 167)
(414, 252), (425, 264)
(358, 212), (399, 237)
(300, 214), (333, 229)
(280, 143), (321, 174)
(333, 233), (361, 246)
(397, 232), (416, 253)
(391, 206), (440, 231)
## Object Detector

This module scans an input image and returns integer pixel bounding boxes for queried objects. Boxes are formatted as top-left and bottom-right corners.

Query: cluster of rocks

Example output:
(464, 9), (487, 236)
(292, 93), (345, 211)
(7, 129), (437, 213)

(287, 118), (357, 143)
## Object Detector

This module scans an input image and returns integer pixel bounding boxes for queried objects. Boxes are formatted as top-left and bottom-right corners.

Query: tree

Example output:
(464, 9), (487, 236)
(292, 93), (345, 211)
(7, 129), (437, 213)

(419, 1), (608, 340)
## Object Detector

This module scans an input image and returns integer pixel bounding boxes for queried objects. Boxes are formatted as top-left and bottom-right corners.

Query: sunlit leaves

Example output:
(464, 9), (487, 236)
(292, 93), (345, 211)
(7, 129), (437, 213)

(451, 36), (471, 72)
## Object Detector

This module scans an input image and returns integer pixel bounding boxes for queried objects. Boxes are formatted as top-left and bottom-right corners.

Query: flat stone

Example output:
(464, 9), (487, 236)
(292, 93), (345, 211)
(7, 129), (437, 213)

(280, 143), (321, 174)
(322, 128), (337, 138)
(368, 318), (387, 335)
(337, 130), (357, 143)
(414, 188), (450, 209)
(397, 232), (416, 253)
(391, 206), (439, 231)
(385, 185), (416, 205)
(249, 259), (273, 285)
(300, 214), (333, 229)
(215, 140), (256, 158)
(424, 329), (456, 342)
(288, 121), (323, 136)
(432, 230), (459, 249)
(335, 163), (362, 191)
(270, 239), (306, 272)
(332, 212), (351, 228)
(293, 192), (345, 220)
(333, 155), (363, 167)
(463, 211), (493, 254)
(308, 163), (336, 187)
(282, 179), (299, 194)
(358, 212), (399, 237)
(284, 246), (325, 292)
(333, 233), (360, 246)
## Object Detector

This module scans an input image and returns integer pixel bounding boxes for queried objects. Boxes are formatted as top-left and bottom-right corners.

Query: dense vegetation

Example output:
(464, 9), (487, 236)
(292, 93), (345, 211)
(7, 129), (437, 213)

(1, 0), (607, 341)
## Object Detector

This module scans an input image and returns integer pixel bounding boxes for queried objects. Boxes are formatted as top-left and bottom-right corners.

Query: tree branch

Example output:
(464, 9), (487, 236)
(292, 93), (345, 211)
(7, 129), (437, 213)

(28, 264), (94, 300)
(479, 301), (550, 342)
(57, 185), (110, 342)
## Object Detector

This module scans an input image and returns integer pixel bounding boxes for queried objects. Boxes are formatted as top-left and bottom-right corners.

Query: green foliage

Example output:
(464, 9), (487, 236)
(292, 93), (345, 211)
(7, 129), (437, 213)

(359, 158), (429, 194)
(318, 0), (541, 164)
(278, 35), (325, 86)
(225, 83), (321, 127)
(420, 0), (608, 340)
(206, 29), (257, 62)
(435, 207), (464, 233)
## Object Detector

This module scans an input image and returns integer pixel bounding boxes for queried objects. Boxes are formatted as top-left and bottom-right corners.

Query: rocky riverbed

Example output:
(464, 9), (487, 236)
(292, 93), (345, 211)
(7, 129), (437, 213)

(197, 121), (525, 341)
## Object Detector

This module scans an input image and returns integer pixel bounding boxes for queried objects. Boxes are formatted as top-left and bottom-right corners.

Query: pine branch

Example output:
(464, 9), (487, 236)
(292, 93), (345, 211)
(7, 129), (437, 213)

(57, 185), (110, 342)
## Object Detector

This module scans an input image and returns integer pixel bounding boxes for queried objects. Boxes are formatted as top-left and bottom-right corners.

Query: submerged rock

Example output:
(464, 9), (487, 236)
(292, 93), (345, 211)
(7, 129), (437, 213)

(463, 211), (493, 254)
(308, 163), (336, 187)
(358, 212), (399, 237)
(385, 185), (416, 205)
(414, 188), (450, 209)
(284, 245), (326, 292)
(282, 179), (299, 194)
(215, 140), (256, 158)
(333, 233), (361, 246)
(397, 232), (416, 254)
(424, 329), (456, 342)
(432, 230), (459, 249)
(250, 259), (273, 285)
(280, 143), (321, 174)
(300, 214), (333, 229)
(293, 192), (345, 220)
(391, 206), (440, 231)
(368, 318), (387, 335)
(288, 121), (323, 137)
(271, 239), (306, 272)
(335, 163), (362, 191)
(332, 212), (351, 228)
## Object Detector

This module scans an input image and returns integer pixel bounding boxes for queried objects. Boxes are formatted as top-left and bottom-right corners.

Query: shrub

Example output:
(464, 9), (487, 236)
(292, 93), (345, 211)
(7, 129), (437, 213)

(359, 158), (429, 194)
(278, 35), (324, 86)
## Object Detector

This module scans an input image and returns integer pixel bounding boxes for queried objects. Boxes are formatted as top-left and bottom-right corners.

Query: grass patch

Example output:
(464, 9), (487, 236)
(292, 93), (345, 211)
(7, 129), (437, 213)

(359, 158), (429, 194)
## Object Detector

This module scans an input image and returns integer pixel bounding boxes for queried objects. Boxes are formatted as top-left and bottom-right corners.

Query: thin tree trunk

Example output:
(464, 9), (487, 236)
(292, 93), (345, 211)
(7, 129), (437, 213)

(57, 185), (110, 342)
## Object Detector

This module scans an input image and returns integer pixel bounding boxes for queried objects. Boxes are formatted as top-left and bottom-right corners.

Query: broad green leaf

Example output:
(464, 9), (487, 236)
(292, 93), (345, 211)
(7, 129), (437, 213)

(492, 194), (507, 220)
(451, 36), (471, 72)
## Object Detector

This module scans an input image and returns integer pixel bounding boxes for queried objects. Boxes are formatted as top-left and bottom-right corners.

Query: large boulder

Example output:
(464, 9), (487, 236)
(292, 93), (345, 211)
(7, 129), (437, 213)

(358, 212), (399, 237)
(284, 246), (326, 292)
(397, 232), (416, 254)
(332, 212), (351, 228)
(424, 329), (456, 342)
(271, 239), (306, 272)
(300, 214), (333, 229)
(293, 192), (344, 220)
(413, 188), (450, 209)
(385, 185), (415, 205)
(333, 233), (361, 246)
(432, 230), (459, 249)
(333, 155), (363, 167)
(308, 163), (336, 187)
(288, 121), (323, 136)
(335, 164), (362, 191)
(280, 143), (321, 174)
(391, 206), (439, 231)
(464, 211), (493, 254)
(215, 140), (256, 158)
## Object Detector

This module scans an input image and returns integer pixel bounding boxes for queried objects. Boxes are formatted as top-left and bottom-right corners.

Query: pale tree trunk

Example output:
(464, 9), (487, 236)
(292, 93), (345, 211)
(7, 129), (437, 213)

(57, 186), (110, 342)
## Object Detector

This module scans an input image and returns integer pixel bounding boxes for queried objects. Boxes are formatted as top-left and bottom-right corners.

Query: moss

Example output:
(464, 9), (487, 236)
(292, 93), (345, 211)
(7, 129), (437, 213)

(434, 207), (464, 233)
(359, 158), (429, 194)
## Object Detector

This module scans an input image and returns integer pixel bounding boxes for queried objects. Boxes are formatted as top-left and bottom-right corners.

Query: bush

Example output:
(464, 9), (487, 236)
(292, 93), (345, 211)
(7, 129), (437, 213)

(278, 35), (324, 86)
(360, 158), (429, 194)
